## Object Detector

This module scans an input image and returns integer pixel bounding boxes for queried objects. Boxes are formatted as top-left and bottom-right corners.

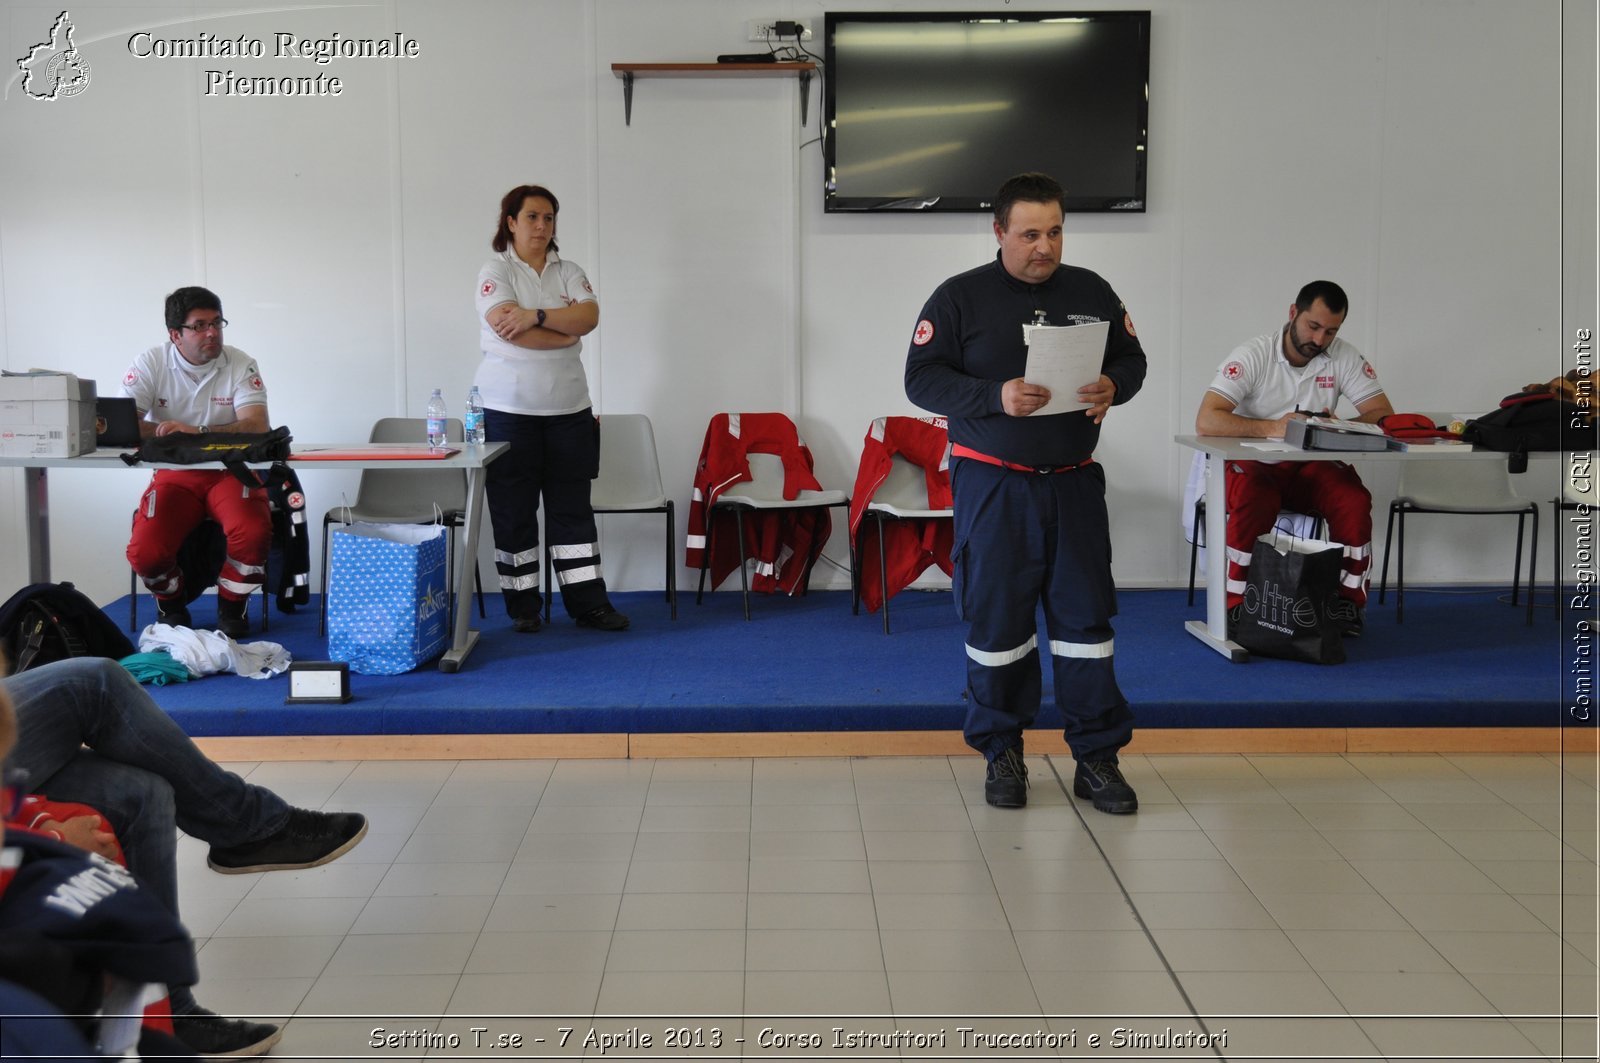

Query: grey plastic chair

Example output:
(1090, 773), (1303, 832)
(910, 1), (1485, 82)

(695, 450), (852, 621)
(317, 416), (485, 635)
(543, 413), (676, 622)
(853, 452), (951, 634)
(1379, 458), (1538, 624)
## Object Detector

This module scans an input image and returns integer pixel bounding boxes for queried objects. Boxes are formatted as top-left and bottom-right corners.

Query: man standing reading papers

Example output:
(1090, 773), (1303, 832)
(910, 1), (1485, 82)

(905, 172), (1147, 813)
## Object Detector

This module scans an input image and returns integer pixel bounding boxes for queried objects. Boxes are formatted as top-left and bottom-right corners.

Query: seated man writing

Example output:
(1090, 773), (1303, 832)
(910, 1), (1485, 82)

(1194, 280), (1394, 634)
(124, 286), (271, 638)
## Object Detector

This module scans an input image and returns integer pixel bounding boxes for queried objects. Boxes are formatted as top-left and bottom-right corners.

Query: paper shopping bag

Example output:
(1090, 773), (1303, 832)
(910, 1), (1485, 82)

(1234, 532), (1347, 665)
(327, 522), (448, 675)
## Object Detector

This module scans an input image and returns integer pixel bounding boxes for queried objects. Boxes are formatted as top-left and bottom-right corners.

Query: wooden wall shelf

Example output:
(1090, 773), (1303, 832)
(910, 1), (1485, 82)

(611, 62), (816, 126)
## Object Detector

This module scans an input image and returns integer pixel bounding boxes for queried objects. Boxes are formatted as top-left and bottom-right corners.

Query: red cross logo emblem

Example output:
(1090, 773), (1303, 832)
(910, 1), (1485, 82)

(480, 280), (496, 297)
(1363, 361), (1376, 379)
(1223, 362), (1242, 380)
(912, 320), (935, 346)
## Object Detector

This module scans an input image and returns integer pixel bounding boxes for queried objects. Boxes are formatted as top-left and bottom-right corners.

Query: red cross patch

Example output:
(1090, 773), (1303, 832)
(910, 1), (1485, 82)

(123, 369), (138, 386)
(248, 375), (263, 391)
(287, 492), (305, 509)
(1123, 311), (1137, 338)
(912, 319), (935, 346)
(1223, 361), (1242, 380)
(1362, 361), (1376, 379)
(480, 280), (496, 297)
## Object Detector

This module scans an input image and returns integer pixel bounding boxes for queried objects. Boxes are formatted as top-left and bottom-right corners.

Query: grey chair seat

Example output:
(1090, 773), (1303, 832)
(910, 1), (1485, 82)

(318, 416), (485, 636)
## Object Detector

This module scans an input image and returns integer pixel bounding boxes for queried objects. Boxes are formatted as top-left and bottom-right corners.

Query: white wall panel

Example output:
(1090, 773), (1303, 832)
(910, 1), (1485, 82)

(0, 0), (1580, 608)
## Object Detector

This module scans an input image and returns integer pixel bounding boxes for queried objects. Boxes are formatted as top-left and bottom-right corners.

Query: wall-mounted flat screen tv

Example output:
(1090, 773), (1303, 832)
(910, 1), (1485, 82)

(823, 11), (1150, 213)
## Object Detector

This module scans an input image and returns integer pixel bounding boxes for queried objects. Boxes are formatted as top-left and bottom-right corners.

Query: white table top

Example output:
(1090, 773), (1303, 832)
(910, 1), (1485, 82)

(0, 442), (507, 471)
(1173, 433), (1515, 463)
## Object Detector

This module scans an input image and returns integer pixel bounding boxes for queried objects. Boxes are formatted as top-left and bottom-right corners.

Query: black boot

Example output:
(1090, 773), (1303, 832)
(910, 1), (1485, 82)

(156, 598), (192, 628)
(216, 596), (250, 639)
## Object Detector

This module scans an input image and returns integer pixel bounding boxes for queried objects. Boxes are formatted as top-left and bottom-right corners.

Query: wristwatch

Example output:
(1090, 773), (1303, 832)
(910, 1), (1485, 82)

(536, 309), (547, 327)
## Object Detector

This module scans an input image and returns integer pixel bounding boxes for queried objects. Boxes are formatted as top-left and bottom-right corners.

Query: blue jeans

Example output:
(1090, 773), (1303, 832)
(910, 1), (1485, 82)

(2, 658), (290, 1014)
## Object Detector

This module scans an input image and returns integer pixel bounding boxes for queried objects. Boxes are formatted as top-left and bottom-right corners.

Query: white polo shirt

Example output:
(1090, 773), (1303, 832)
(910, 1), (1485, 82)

(122, 342), (267, 428)
(1207, 327), (1385, 420)
(474, 249), (597, 417)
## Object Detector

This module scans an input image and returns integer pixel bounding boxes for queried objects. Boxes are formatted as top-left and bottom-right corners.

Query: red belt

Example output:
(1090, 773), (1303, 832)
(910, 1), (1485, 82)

(951, 443), (1095, 475)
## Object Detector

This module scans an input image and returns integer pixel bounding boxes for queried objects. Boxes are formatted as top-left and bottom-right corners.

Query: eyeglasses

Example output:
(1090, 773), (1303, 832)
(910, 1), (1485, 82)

(177, 318), (228, 334)
(2, 768), (27, 819)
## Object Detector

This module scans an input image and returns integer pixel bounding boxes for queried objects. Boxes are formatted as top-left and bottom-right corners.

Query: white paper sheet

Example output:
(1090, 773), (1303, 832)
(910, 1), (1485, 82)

(1023, 320), (1108, 415)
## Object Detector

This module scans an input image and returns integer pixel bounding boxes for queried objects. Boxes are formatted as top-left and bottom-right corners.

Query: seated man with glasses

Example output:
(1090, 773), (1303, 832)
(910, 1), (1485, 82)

(123, 286), (271, 638)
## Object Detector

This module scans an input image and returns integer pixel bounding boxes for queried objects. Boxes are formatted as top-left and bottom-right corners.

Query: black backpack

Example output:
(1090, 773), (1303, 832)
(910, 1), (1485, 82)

(119, 426), (293, 487)
(1463, 394), (1597, 472)
(0, 582), (137, 673)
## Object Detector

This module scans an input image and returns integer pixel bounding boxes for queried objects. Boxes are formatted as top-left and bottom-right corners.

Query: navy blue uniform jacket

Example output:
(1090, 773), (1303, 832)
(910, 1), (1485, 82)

(905, 253), (1147, 467)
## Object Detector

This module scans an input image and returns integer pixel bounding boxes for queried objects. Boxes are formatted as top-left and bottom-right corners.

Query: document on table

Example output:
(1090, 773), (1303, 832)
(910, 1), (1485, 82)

(1022, 320), (1108, 415)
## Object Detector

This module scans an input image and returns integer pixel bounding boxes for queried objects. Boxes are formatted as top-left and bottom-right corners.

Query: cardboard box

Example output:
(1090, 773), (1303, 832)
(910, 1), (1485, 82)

(0, 372), (96, 403)
(0, 372), (98, 456)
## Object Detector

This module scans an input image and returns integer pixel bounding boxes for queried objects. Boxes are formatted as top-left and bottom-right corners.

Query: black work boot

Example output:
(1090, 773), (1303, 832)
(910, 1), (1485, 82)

(216, 596), (250, 639)
(1074, 759), (1139, 814)
(156, 598), (192, 629)
(984, 746), (1029, 808)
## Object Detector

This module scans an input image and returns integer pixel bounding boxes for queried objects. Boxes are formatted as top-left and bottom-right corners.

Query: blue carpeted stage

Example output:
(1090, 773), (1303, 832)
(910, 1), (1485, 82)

(125, 587), (1575, 738)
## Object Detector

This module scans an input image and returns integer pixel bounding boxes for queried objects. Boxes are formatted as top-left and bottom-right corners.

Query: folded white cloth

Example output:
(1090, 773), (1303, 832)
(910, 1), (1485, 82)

(137, 624), (291, 680)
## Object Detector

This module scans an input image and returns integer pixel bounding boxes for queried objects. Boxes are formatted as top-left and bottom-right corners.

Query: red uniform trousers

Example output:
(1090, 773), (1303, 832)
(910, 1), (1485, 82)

(126, 469), (270, 607)
(1224, 460), (1372, 609)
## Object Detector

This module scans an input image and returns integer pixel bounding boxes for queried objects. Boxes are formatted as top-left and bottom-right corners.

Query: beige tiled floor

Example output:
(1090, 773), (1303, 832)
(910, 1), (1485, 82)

(180, 753), (1600, 1061)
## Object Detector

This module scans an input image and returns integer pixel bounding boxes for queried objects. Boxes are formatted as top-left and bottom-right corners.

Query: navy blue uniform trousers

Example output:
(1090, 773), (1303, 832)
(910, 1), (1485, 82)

(951, 457), (1134, 762)
(484, 407), (611, 619)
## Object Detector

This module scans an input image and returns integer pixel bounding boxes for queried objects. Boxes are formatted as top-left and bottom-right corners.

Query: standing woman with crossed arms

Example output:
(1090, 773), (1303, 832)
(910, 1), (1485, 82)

(474, 184), (628, 634)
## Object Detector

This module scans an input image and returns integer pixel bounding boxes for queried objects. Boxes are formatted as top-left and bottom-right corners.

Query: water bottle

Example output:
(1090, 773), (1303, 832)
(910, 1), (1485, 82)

(463, 386), (484, 447)
(426, 388), (447, 449)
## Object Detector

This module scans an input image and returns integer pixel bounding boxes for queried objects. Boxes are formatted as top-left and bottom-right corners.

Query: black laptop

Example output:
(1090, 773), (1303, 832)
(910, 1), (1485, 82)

(95, 397), (141, 448)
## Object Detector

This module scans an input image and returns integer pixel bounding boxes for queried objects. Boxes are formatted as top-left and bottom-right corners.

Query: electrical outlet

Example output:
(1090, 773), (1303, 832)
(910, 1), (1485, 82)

(747, 19), (811, 42)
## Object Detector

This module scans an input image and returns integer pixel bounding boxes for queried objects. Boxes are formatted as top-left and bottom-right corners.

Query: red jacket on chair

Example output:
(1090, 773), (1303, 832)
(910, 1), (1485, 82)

(849, 416), (954, 612)
(685, 413), (834, 596)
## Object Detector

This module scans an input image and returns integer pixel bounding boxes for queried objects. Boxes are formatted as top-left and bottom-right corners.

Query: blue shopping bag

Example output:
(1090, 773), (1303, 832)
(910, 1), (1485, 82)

(326, 522), (449, 675)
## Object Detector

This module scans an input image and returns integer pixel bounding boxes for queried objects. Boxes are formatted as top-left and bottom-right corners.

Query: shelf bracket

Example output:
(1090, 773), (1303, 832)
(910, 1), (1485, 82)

(621, 70), (634, 126)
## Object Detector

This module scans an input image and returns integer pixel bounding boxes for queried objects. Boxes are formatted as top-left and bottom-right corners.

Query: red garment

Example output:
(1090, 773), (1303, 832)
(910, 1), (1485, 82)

(10, 795), (127, 867)
(127, 469), (270, 605)
(685, 413), (834, 595)
(849, 416), (954, 612)
(1224, 460), (1373, 609)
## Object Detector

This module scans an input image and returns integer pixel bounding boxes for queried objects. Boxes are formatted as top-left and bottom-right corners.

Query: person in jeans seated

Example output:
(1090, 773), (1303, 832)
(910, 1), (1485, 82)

(2, 656), (368, 1058)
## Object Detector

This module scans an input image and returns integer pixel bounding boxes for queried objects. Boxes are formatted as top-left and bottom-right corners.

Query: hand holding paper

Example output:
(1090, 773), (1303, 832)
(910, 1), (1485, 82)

(1023, 320), (1109, 416)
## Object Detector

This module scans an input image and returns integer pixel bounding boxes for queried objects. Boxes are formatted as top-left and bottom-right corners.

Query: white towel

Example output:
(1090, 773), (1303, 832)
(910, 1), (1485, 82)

(138, 624), (291, 680)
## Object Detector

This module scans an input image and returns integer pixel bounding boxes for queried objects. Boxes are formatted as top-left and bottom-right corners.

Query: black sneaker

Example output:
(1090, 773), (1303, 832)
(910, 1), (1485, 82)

(157, 601), (193, 628)
(207, 808), (368, 874)
(512, 615), (542, 633)
(576, 606), (630, 632)
(215, 596), (249, 639)
(1327, 598), (1364, 637)
(984, 747), (1029, 808)
(171, 1006), (282, 1059)
(1073, 760), (1138, 815)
